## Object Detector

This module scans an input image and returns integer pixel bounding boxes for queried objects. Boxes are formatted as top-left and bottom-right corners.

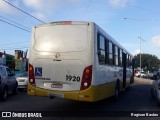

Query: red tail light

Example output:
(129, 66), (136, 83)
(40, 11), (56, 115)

(80, 65), (92, 90)
(60, 21), (71, 25)
(29, 63), (35, 86)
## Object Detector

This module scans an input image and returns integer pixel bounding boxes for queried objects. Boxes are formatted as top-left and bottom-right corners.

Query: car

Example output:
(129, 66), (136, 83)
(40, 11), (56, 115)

(0, 65), (17, 101)
(151, 76), (160, 106)
(16, 72), (28, 89)
(135, 71), (147, 78)
(147, 72), (154, 79)
(147, 71), (160, 79)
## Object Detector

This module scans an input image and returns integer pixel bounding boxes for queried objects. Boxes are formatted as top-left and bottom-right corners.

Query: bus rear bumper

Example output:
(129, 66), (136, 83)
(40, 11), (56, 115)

(27, 82), (116, 102)
(27, 83), (79, 100)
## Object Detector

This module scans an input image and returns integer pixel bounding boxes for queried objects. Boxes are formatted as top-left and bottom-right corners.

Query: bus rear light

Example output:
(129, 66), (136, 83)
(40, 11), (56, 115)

(84, 95), (89, 98)
(52, 21), (72, 25)
(60, 21), (71, 25)
(80, 65), (92, 90)
(84, 82), (88, 87)
(28, 89), (35, 93)
(79, 95), (89, 98)
(29, 63), (35, 86)
(85, 69), (90, 75)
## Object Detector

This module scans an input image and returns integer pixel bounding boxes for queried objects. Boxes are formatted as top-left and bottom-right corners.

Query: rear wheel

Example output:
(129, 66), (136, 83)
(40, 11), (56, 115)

(12, 82), (18, 95)
(114, 81), (120, 99)
(151, 88), (155, 98)
(0, 87), (8, 101)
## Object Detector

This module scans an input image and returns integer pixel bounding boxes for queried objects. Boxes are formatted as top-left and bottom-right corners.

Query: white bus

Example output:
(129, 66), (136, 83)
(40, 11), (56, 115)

(28, 21), (134, 102)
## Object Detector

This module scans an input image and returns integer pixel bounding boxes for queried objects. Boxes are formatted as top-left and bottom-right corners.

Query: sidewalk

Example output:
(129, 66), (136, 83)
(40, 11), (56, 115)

(134, 77), (153, 84)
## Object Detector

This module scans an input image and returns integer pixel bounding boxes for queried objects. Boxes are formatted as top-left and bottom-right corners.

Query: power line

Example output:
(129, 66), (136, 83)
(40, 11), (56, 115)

(124, 17), (155, 22)
(128, 3), (160, 15)
(0, 18), (31, 32)
(2, 0), (45, 23)
(0, 41), (30, 46)
(0, 15), (30, 30)
(0, 6), (37, 28)
(80, 0), (93, 19)
(0, 47), (29, 51)
(120, 1), (160, 17)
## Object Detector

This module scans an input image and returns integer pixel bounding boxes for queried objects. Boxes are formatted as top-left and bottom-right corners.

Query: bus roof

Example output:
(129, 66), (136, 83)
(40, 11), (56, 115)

(33, 21), (133, 57)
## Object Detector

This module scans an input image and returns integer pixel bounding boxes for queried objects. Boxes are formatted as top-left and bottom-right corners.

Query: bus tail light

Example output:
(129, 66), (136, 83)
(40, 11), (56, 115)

(51, 21), (72, 25)
(60, 21), (71, 25)
(29, 63), (35, 86)
(80, 65), (92, 90)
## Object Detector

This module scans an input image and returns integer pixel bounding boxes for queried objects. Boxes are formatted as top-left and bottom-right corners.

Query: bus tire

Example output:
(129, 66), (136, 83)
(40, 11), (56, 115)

(12, 82), (18, 95)
(151, 88), (155, 98)
(114, 81), (120, 99)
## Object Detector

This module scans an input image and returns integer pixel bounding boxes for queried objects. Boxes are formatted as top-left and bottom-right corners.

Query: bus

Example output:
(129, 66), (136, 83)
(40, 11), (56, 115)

(27, 21), (134, 102)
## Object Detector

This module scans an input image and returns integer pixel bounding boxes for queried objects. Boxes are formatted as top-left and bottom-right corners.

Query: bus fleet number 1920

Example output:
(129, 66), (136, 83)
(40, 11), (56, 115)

(66, 75), (80, 82)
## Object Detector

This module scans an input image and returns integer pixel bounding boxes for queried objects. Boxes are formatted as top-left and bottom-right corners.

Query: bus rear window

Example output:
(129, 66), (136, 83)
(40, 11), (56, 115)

(34, 24), (88, 52)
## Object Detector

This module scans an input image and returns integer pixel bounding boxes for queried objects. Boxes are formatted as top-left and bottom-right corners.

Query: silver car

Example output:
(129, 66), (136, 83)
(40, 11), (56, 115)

(151, 76), (160, 106)
(135, 71), (147, 78)
(16, 72), (28, 89)
(0, 65), (17, 101)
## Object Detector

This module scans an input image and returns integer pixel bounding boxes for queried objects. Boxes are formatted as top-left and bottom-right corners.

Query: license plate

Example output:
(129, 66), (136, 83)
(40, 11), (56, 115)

(48, 93), (64, 98)
(19, 80), (25, 82)
(51, 83), (63, 88)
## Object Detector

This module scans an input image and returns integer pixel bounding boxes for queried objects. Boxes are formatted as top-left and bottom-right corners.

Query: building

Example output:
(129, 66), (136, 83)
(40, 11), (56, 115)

(0, 50), (28, 74)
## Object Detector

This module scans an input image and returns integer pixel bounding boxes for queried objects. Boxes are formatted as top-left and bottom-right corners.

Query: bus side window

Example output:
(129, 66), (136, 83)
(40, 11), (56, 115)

(130, 56), (133, 68)
(126, 54), (130, 68)
(126, 54), (128, 68)
(118, 49), (122, 66)
(98, 34), (106, 64)
(114, 46), (118, 66)
(109, 42), (113, 65)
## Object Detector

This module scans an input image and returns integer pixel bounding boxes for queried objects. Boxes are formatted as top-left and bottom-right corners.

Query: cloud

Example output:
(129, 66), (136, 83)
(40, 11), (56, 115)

(23, 0), (49, 10)
(0, 0), (19, 14)
(151, 35), (160, 47)
(23, 0), (84, 21)
(132, 49), (140, 55)
(108, 0), (134, 8)
(32, 12), (47, 21)
(23, 0), (40, 9)
(11, 0), (19, 6)
(23, 0), (82, 10)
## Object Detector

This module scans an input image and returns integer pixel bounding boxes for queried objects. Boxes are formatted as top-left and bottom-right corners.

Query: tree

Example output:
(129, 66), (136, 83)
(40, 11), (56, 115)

(134, 53), (160, 71)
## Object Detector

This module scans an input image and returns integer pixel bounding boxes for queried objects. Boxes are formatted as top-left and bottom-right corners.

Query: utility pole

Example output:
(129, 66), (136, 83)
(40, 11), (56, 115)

(138, 36), (147, 74)
(124, 17), (150, 77)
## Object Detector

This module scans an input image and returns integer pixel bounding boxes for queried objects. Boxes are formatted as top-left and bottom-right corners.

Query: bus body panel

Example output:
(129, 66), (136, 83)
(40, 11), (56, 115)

(33, 58), (85, 91)
(28, 21), (95, 101)
(29, 22), (93, 93)
(79, 82), (115, 102)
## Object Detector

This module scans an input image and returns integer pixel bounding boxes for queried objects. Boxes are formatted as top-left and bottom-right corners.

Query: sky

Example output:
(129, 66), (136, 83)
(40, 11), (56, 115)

(0, 0), (160, 58)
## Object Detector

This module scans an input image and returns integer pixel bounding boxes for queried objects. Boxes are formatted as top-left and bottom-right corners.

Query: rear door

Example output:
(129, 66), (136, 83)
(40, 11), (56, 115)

(122, 52), (126, 89)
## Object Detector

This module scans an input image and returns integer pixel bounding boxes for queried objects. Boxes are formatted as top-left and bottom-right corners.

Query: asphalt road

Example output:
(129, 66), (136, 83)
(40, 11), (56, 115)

(0, 78), (160, 119)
